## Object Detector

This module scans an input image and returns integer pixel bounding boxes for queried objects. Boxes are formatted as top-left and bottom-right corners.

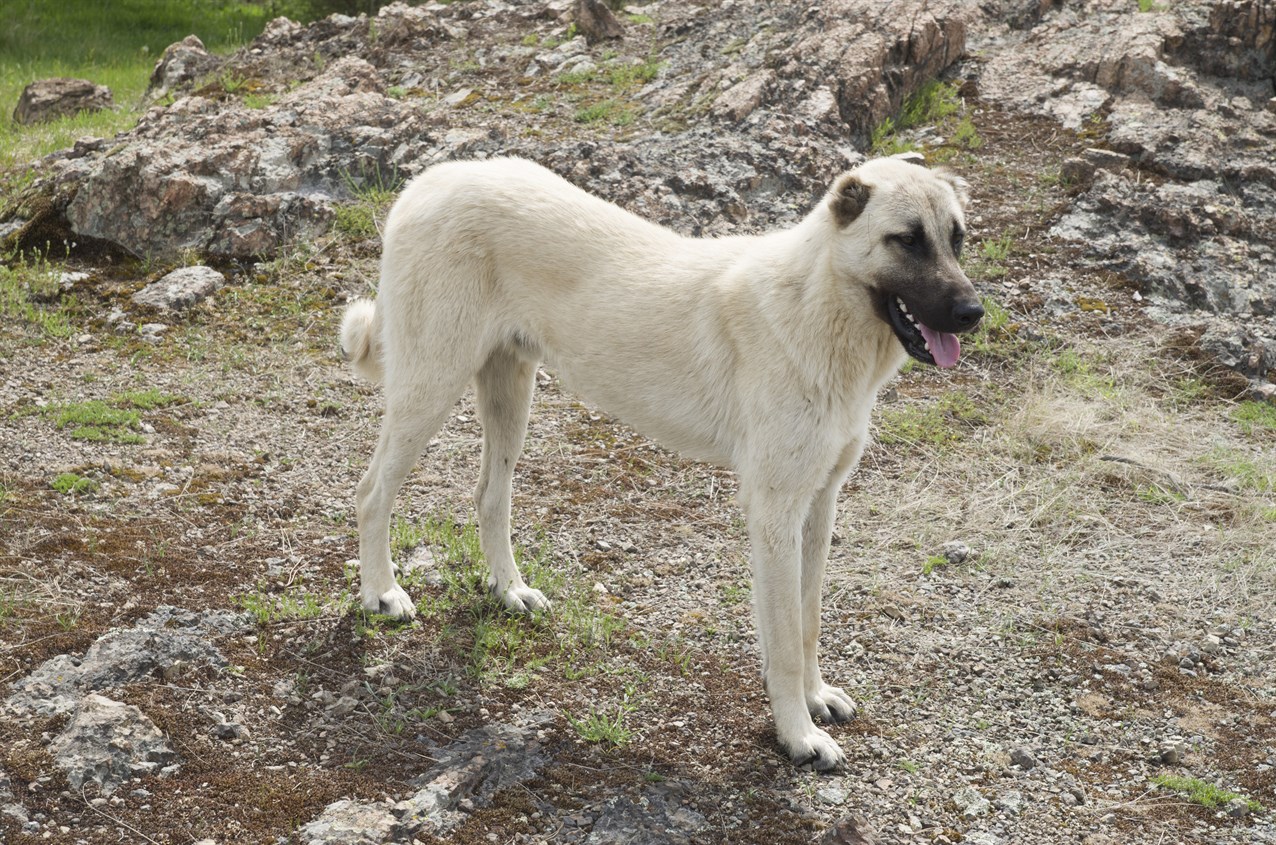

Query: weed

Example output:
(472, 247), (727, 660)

(1232, 400), (1276, 436)
(921, 555), (948, 576)
(1136, 484), (1184, 506)
(574, 99), (635, 125)
(1152, 775), (1262, 812)
(46, 400), (143, 444)
(51, 472), (97, 496)
(242, 92), (278, 109)
(567, 695), (636, 747)
(970, 297), (1015, 356)
(237, 584), (349, 624)
(115, 388), (185, 410)
(0, 250), (76, 340)
(896, 759), (920, 774)
(871, 79), (964, 156)
(1204, 448), (1274, 493)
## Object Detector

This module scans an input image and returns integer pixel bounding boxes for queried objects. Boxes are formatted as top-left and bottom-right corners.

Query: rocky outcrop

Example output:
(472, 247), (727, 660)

(13, 78), (113, 125)
(147, 35), (223, 100)
(977, 0), (1276, 386)
(297, 721), (546, 843)
(1, 1), (970, 260)
(48, 694), (178, 794)
(5, 606), (247, 717)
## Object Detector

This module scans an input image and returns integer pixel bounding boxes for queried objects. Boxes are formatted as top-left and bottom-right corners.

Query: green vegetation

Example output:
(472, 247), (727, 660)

(876, 391), (989, 447)
(34, 389), (185, 445)
(50, 472), (97, 496)
(1152, 774), (1262, 813)
(970, 296), (1016, 356)
(870, 79), (981, 159)
(575, 99), (635, 126)
(333, 165), (404, 240)
(237, 585), (348, 624)
(1204, 447), (1275, 493)
(921, 555), (949, 576)
(0, 249), (77, 341)
(566, 692), (636, 747)
(1232, 400), (1276, 436)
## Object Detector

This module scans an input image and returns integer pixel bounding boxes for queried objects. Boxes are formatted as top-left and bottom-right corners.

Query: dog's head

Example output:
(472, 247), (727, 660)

(826, 154), (983, 369)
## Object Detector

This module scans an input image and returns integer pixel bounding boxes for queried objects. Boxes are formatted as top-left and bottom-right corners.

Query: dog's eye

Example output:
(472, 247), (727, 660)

(895, 234), (916, 247)
(951, 233), (964, 254)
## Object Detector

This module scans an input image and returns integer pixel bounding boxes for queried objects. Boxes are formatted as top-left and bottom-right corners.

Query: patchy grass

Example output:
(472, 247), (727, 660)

(0, 249), (77, 341)
(1232, 400), (1276, 436)
(1151, 774), (1263, 813)
(871, 79), (980, 159)
(876, 391), (990, 447)
(50, 472), (97, 496)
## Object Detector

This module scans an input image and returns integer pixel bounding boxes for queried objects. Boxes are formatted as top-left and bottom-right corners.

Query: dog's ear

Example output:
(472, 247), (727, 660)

(937, 169), (970, 209)
(829, 173), (872, 227)
(891, 151), (927, 167)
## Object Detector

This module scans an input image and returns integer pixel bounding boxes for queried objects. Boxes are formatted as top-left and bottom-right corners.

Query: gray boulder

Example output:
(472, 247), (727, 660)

(13, 77), (113, 125)
(5, 606), (246, 717)
(48, 694), (178, 794)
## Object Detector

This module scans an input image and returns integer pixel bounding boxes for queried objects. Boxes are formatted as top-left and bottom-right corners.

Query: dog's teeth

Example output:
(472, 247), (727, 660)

(897, 298), (909, 314)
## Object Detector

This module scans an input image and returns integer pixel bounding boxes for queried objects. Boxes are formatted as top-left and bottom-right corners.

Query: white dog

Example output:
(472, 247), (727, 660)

(341, 155), (982, 770)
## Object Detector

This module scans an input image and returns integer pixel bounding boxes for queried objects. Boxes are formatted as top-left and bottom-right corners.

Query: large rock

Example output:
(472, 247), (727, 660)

(48, 694), (178, 794)
(13, 78), (113, 125)
(977, 0), (1276, 386)
(5, 606), (246, 717)
(299, 722), (545, 843)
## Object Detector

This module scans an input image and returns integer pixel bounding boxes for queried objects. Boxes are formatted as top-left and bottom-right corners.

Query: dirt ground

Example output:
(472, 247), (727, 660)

(2, 38), (1275, 845)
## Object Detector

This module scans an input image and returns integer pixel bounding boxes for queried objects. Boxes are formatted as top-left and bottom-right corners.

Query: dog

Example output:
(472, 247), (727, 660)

(340, 154), (982, 771)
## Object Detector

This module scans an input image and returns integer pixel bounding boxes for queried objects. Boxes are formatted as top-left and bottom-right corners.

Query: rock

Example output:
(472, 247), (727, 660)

(48, 694), (178, 794)
(132, 266), (226, 310)
(148, 35), (221, 99)
(713, 71), (775, 122)
(1227, 797), (1254, 818)
(13, 78), (113, 125)
(0, 771), (28, 825)
(940, 540), (971, 565)
(951, 786), (990, 819)
(299, 799), (398, 845)
(1009, 746), (1037, 770)
(820, 813), (878, 844)
(586, 783), (709, 844)
(995, 789), (1024, 816)
(573, 0), (624, 46)
(299, 722), (545, 842)
(5, 606), (246, 717)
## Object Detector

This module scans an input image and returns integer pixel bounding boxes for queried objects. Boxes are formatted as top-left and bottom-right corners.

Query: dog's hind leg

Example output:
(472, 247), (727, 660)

(474, 345), (548, 614)
(356, 381), (464, 619)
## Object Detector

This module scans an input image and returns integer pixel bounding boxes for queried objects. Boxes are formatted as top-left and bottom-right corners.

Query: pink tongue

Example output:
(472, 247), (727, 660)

(918, 323), (961, 368)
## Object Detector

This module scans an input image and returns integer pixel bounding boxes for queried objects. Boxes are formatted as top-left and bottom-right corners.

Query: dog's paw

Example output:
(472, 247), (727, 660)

(363, 585), (416, 620)
(807, 683), (857, 724)
(491, 580), (551, 614)
(785, 726), (847, 772)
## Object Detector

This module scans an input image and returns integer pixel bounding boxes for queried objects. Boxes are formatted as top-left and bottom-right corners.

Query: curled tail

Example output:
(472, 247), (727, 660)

(340, 299), (384, 383)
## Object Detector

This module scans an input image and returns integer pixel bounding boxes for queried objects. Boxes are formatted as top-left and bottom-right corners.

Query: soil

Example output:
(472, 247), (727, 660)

(2, 6), (1275, 845)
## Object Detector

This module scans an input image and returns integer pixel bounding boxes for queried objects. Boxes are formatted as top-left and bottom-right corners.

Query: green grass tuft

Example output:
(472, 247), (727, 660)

(1232, 400), (1276, 436)
(1152, 774), (1262, 812)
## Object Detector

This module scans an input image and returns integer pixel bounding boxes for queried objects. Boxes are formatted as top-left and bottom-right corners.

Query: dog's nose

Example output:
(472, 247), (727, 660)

(952, 300), (984, 330)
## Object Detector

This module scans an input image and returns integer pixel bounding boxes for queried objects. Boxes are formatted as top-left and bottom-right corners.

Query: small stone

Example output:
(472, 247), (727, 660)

(995, 790), (1023, 816)
(940, 540), (970, 565)
(1226, 798), (1253, 818)
(951, 786), (990, 819)
(132, 266), (225, 311)
(818, 785), (848, 805)
(1009, 747), (1037, 770)
(14, 78), (113, 125)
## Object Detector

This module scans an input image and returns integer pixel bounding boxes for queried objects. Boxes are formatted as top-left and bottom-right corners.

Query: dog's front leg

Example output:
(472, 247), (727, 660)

(744, 484), (847, 772)
(799, 453), (860, 725)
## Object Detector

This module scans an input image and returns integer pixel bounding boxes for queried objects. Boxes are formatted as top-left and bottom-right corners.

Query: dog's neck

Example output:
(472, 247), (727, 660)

(739, 214), (907, 408)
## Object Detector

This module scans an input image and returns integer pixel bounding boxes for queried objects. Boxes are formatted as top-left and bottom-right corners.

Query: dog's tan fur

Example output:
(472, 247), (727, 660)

(341, 156), (977, 769)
